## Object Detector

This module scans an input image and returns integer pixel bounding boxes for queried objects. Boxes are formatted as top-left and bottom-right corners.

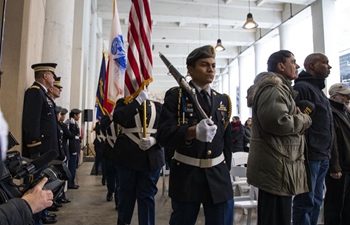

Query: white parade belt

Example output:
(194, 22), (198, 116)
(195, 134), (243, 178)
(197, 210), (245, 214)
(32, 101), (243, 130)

(174, 151), (224, 168)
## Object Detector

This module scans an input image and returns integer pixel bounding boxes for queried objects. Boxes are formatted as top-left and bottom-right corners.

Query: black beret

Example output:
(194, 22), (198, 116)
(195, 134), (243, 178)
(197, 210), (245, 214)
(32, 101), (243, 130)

(31, 63), (57, 78)
(186, 45), (216, 66)
(55, 106), (62, 114)
(61, 108), (68, 115)
(71, 108), (82, 114)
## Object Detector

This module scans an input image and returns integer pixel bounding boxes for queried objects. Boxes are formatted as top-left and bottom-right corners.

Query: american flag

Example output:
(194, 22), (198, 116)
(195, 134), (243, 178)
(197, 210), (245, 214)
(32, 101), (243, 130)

(103, 0), (126, 113)
(124, 0), (153, 104)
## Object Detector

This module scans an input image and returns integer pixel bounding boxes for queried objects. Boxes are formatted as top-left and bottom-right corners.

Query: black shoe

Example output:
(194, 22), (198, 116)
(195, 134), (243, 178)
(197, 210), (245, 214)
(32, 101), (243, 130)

(47, 205), (59, 212)
(42, 216), (57, 224)
(47, 213), (57, 218)
(53, 201), (62, 208)
(106, 192), (113, 202)
(68, 185), (79, 189)
(115, 205), (118, 210)
(102, 178), (106, 186)
(59, 198), (71, 203)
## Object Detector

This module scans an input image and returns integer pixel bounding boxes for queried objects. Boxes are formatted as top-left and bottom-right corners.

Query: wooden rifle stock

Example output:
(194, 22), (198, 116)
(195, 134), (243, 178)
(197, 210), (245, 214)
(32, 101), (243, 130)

(159, 52), (208, 120)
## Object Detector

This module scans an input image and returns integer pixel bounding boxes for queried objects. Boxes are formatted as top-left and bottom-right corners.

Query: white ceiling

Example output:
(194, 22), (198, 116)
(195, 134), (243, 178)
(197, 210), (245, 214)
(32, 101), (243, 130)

(96, 0), (316, 99)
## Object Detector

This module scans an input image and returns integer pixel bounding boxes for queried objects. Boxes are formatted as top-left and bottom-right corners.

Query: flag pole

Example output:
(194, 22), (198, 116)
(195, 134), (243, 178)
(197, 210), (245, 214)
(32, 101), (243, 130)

(142, 85), (147, 138)
(0, 0), (7, 88)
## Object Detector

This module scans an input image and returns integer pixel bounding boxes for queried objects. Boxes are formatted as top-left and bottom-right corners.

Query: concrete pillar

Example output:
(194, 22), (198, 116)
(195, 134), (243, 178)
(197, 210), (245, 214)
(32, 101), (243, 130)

(222, 71), (229, 95)
(42, 0), (75, 110)
(71, 0), (91, 115)
(228, 62), (238, 116)
(254, 42), (267, 75)
(71, 0), (92, 145)
(238, 53), (254, 121)
(311, 0), (340, 87)
(0, 0), (46, 149)
(279, 23), (293, 51)
(87, 10), (97, 112)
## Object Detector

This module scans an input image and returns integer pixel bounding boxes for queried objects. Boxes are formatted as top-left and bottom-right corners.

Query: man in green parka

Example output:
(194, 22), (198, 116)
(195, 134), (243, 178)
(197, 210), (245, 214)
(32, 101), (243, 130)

(246, 50), (312, 225)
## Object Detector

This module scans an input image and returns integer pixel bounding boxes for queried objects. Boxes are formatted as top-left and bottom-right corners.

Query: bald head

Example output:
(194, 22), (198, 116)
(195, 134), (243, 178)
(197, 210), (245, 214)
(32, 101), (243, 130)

(303, 53), (332, 78)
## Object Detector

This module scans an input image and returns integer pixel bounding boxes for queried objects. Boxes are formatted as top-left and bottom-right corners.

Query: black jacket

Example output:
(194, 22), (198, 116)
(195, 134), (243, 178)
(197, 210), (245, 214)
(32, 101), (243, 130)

(230, 121), (244, 152)
(0, 198), (32, 225)
(157, 85), (233, 204)
(329, 99), (350, 173)
(93, 122), (105, 148)
(100, 115), (117, 160)
(22, 82), (58, 158)
(293, 71), (333, 160)
(113, 99), (164, 172)
(59, 122), (74, 160)
(68, 120), (80, 154)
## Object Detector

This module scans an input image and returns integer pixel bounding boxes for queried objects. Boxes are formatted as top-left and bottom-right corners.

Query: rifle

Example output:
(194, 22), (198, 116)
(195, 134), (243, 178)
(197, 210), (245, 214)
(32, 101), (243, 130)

(159, 52), (208, 120)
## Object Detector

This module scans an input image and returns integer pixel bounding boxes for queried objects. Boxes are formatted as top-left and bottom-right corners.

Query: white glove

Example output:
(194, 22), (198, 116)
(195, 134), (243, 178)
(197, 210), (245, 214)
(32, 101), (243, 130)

(139, 137), (157, 150)
(135, 90), (149, 105)
(196, 119), (217, 142)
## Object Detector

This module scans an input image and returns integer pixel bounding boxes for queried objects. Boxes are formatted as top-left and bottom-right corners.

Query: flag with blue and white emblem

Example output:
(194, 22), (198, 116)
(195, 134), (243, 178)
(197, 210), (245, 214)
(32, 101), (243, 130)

(104, 0), (126, 113)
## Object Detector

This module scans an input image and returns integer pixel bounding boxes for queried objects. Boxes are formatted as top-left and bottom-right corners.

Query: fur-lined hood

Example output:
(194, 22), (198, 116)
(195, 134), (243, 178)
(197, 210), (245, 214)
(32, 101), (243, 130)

(247, 72), (297, 107)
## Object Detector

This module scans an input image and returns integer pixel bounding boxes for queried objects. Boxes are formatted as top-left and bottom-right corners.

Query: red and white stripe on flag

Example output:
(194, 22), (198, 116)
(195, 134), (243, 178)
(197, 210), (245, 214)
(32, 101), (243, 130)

(103, 0), (127, 113)
(124, 0), (153, 104)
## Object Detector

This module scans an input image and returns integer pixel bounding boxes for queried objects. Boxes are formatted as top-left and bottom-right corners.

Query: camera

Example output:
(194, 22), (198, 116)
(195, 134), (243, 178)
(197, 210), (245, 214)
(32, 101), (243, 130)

(0, 150), (71, 204)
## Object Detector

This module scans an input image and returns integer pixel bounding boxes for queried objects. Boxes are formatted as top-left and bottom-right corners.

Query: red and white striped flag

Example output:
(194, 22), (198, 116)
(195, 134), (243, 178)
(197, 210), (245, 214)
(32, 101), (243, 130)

(124, 0), (153, 104)
(103, 0), (126, 113)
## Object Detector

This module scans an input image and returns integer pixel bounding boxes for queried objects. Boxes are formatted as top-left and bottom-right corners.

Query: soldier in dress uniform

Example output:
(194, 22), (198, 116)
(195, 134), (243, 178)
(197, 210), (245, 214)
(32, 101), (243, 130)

(112, 89), (164, 225)
(56, 107), (73, 206)
(67, 108), (82, 189)
(156, 45), (234, 225)
(99, 114), (119, 210)
(22, 63), (59, 159)
(48, 77), (65, 161)
(22, 63), (59, 224)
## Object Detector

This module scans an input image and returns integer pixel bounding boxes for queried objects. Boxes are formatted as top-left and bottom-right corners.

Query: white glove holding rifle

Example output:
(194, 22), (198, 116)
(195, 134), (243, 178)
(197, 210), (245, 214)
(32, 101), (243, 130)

(196, 118), (217, 142)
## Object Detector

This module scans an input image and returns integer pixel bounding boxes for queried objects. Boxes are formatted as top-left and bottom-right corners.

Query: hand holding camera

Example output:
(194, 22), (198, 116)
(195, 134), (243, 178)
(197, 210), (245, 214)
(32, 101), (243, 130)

(22, 177), (53, 214)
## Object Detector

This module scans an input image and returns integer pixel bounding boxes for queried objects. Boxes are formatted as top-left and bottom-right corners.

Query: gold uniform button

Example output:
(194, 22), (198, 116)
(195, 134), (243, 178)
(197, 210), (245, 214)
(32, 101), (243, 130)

(207, 150), (212, 155)
(176, 162), (180, 166)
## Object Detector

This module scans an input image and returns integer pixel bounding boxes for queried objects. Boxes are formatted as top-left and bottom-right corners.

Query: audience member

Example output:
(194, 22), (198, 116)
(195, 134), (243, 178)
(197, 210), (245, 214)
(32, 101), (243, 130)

(292, 53), (333, 225)
(243, 117), (252, 152)
(324, 83), (350, 225)
(157, 45), (233, 225)
(246, 50), (312, 225)
(230, 116), (245, 152)
(113, 88), (164, 225)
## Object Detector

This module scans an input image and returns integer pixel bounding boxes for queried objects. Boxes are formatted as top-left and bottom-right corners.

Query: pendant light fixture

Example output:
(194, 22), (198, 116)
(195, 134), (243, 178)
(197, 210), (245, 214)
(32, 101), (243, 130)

(242, 0), (258, 29)
(215, 0), (225, 52)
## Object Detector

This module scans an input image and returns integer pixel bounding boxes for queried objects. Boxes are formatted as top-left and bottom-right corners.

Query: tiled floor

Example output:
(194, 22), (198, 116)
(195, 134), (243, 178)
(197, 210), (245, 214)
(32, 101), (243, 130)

(54, 160), (257, 225)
